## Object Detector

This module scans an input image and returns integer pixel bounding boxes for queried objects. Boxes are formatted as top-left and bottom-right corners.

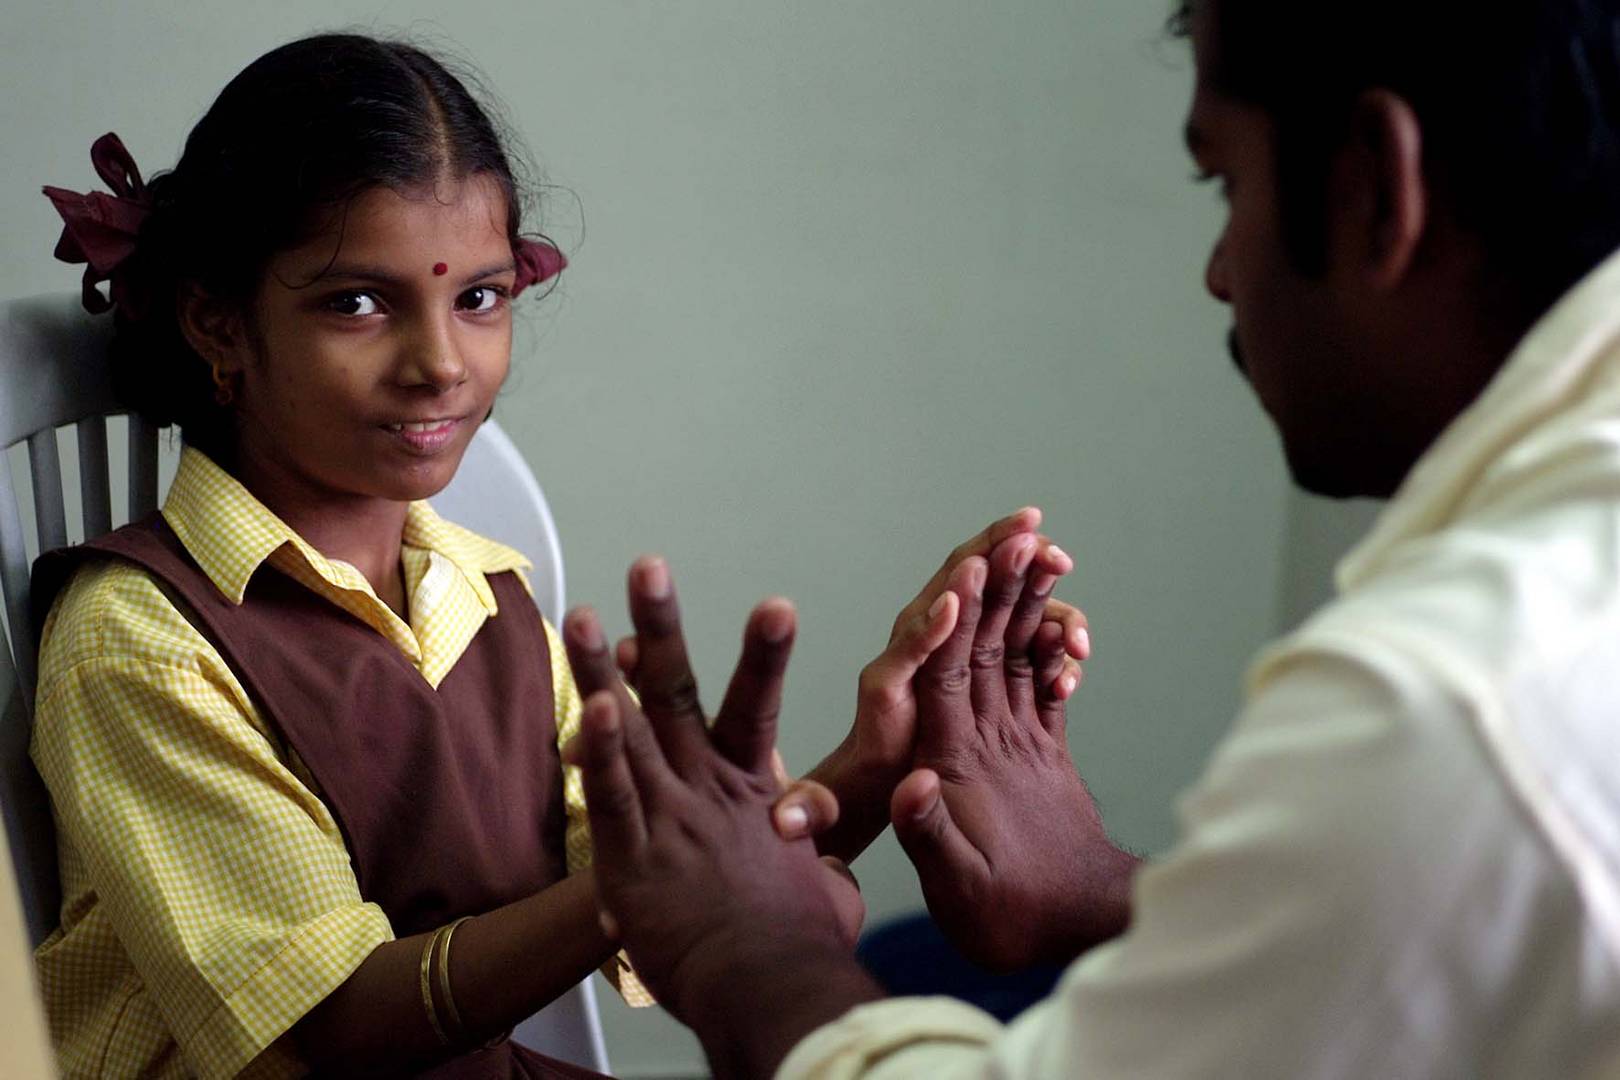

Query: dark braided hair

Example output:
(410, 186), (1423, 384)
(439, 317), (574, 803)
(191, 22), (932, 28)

(114, 33), (543, 462)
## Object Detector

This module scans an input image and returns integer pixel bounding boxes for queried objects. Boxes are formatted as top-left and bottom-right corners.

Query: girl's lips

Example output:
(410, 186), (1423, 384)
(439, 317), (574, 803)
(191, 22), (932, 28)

(382, 417), (460, 454)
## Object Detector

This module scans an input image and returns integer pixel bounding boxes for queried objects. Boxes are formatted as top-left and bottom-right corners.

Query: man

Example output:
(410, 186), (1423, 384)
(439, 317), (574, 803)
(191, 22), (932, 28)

(563, 1), (1620, 1075)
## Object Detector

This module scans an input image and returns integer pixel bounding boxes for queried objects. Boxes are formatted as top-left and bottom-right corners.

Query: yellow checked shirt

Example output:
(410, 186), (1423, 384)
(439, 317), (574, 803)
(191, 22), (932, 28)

(31, 447), (644, 1080)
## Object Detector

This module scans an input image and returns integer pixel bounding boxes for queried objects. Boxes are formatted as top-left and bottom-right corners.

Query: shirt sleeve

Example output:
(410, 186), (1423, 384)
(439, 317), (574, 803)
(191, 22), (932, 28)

(31, 562), (392, 1079)
(778, 644), (1573, 1079)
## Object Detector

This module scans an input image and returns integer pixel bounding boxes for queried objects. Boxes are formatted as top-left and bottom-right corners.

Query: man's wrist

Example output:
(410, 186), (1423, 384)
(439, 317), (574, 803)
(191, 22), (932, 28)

(1045, 841), (1139, 963)
(678, 930), (884, 1080)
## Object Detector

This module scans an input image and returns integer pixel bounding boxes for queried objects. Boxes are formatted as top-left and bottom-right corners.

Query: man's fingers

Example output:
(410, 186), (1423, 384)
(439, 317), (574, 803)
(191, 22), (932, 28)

(970, 534), (1036, 717)
(564, 606), (675, 788)
(772, 778), (841, 841)
(563, 606), (627, 699)
(890, 508), (1042, 638)
(712, 598), (797, 775)
(891, 768), (988, 897)
(915, 557), (986, 744)
(624, 556), (711, 770)
(572, 691), (649, 860)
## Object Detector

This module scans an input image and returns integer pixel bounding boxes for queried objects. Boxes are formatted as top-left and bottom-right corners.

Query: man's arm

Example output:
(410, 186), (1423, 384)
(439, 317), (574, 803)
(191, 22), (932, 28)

(793, 508), (1091, 865)
(562, 562), (885, 1079)
(888, 534), (1139, 970)
(561, 540), (1119, 1078)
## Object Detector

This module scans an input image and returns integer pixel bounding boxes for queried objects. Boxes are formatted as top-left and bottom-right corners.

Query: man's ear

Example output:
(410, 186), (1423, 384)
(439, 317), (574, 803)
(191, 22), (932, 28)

(176, 284), (249, 374)
(1334, 89), (1428, 291)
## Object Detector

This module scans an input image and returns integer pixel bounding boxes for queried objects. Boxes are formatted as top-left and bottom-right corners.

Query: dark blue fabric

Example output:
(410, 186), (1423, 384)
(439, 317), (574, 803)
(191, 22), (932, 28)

(856, 912), (1064, 1022)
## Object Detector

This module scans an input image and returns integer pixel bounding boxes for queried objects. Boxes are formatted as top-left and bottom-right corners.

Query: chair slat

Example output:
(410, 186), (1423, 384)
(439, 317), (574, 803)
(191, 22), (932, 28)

(77, 417), (112, 540)
(128, 415), (158, 519)
(26, 432), (67, 554)
(0, 463), (37, 713)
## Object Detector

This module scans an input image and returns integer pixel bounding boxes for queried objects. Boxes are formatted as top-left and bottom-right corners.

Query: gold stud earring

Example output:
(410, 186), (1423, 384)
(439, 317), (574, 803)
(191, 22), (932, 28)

(210, 363), (234, 407)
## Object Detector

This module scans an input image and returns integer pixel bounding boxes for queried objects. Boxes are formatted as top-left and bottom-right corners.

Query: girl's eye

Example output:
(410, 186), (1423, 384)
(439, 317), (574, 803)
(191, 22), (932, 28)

(325, 291), (381, 317)
(458, 286), (507, 314)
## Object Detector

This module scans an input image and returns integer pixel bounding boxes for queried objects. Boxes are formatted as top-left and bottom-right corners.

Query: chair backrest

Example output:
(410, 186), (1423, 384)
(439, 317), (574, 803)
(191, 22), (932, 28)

(0, 292), (607, 1074)
(428, 419), (566, 625)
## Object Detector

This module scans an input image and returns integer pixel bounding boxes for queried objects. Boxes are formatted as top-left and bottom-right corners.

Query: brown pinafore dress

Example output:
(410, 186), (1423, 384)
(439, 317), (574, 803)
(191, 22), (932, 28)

(34, 514), (609, 1079)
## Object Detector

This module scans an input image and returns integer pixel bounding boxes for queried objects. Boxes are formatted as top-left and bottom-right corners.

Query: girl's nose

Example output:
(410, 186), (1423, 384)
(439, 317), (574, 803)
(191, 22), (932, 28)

(401, 317), (468, 390)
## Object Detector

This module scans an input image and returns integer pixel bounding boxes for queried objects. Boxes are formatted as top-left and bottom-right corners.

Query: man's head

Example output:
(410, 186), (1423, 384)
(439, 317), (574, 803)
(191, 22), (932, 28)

(1174, 1), (1620, 497)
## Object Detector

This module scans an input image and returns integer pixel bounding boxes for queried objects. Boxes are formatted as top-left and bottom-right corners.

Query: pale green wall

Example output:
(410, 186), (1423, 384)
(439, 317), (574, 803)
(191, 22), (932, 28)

(3, 3), (1300, 1076)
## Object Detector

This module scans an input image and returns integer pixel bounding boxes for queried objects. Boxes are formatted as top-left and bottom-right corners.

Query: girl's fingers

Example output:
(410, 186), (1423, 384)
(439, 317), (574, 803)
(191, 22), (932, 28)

(1042, 599), (1091, 660)
(615, 636), (640, 685)
(1032, 623), (1074, 737)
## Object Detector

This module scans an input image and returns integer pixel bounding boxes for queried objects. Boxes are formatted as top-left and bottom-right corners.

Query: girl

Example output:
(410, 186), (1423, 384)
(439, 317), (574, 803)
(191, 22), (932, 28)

(34, 31), (1086, 1078)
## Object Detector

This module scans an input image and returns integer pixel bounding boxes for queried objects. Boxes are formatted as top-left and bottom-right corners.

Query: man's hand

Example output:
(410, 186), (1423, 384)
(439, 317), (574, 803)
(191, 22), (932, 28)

(562, 559), (883, 1079)
(793, 508), (1092, 862)
(892, 535), (1139, 972)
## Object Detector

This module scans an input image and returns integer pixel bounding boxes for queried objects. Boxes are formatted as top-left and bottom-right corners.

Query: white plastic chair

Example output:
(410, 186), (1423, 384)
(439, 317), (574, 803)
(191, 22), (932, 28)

(0, 291), (608, 1075)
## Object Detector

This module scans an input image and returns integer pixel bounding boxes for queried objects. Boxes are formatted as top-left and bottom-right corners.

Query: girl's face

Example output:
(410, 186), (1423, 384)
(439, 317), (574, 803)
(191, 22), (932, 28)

(226, 173), (516, 510)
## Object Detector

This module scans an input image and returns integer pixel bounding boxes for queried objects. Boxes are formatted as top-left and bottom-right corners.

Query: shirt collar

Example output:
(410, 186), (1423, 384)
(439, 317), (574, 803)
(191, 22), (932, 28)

(162, 447), (531, 613)
(1337, 244), (1620, 591)
(402, 499), (531, 616)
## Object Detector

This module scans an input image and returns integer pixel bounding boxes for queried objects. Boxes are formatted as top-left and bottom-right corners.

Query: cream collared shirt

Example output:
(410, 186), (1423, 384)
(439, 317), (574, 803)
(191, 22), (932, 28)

(781, 252), (1620, 1079)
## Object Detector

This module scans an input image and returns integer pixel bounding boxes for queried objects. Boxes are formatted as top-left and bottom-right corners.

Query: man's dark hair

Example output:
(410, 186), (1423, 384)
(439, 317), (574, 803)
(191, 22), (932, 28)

(1172, 1), (1620, 320)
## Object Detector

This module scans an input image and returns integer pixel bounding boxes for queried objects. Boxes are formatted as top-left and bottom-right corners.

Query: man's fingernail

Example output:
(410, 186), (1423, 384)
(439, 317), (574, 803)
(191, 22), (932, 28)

(1012, 539), (1037, 575)
(1046, 544), (1071, 569)
(777, 805), (809, 837)
(570, 613), (603, 649)
(1061, 670), (1078, 697)
(642, 558), (671, 599)
(760, 602), (793, 643)
(970, 561), (987, 596)
(1075, 627), (1091, 656)
(927, 593), (950, 620)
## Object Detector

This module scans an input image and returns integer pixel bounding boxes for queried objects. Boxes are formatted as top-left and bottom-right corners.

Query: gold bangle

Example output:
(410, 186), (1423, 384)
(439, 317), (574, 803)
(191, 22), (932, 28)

(419, 928), (451, 1046)
(437, 916), (473, 1042)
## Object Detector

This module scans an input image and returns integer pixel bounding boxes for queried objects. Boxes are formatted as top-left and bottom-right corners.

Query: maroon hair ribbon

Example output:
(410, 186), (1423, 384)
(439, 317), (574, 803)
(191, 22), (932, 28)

(512, 237), (567, 297)
(42, 132), (152, 317)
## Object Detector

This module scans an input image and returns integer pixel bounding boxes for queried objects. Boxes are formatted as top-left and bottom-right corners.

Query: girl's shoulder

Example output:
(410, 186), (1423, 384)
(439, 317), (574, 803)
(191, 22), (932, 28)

(37, 558), (206, 689)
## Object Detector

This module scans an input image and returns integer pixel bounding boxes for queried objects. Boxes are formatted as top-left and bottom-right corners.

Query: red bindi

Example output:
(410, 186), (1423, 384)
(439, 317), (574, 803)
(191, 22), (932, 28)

(432, 262), (448, 276)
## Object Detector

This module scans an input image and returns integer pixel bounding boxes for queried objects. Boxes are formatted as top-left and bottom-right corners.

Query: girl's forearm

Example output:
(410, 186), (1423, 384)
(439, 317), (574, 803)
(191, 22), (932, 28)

(289, 870), (613, 1073)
